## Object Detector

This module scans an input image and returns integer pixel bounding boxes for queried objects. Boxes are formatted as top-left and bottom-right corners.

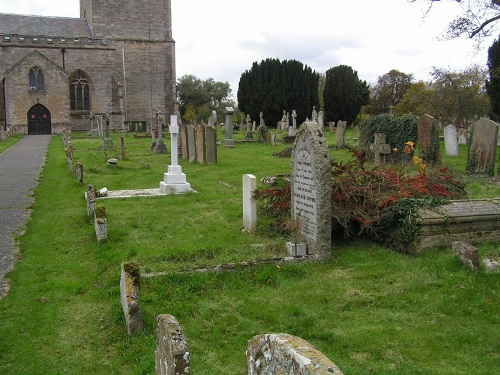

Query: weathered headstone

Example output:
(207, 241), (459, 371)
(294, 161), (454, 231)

(370, 133), (391, 166)
(76, 161), (84, 185)
(417, 113), (441, 166)
(94, 205), (107, 242)
(311, 106), (318, 122)
(247, 334), (344, 375)
(85, 184), (96, 217)
(186, 125), (196, 163)
(458, 128), (468, 145)
(317, 110), (324, 128)
(155, 314), (191, 375)
(224, 107), (235, 147)
(291, 122), (332, 258)
(120, 262), (143, 335)
(335, 120), (346, 148)
(328, 121), (335, 134)
(444, 124), (458, 157)
(466, 118), (499, 175)
(289, 110), (297, 137)
(243, 174), (257, 232)
(206, 125), (218, 164)
(195, 125), (206, 164)
(155, 113), (167, 154)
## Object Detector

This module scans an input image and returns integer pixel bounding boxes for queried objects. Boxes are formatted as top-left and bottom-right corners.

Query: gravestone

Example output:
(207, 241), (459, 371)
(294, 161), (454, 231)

(224, 107), (235, 147)
(370, 133), (391, 166)
(415, 198), (500, 252)
(311, 106), (317, 122)
(328, 121), (335, 134)
(417, 114), (441, 166)
(178, 123), (188, 159)
(155, 113), (167, 154)
(466, 118), (499, 176)
(206, 125), (218, 164)
(458, 128), (468, 145)
(336, 120), (346, 148)
(291, 122), (332, 258)
(76, 161), (83, 185)
(160, 115), (192, 194)
(186, 125), (196, 163)
(243, 174), (257, 231)
(155, 314), (191, 375)
(85, 184), (96, 217)
(120, 262), (143, 335)
(277, 110), (287, 130)
(452, 242), (480, 271)
(195, 125), (206, 164)
(247, 334), (344, 375)
(289, 110), (297, 137)
(444, 124), (458, 157)
(317, 110), (324, 128)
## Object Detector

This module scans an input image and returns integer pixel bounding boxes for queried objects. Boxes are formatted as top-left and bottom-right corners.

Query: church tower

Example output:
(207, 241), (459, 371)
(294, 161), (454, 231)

(80, 0), (177, 124)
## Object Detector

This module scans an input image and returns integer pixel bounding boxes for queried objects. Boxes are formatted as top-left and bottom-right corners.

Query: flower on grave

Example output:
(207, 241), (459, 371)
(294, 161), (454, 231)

(403, 141), (415, 155)
(419, 163), (427, 175)
(393, 147), (398, 152)
(412, 156), (422, 165)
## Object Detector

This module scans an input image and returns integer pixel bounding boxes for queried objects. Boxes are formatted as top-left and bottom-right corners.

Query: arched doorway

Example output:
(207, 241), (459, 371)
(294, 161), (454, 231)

(27, 104), (51, 135)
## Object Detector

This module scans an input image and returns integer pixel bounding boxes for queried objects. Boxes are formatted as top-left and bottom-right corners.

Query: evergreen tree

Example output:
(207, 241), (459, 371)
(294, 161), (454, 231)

(323, 65), (370, 124)
(487, 37), (500, 121)
(237, 58), (319, 126)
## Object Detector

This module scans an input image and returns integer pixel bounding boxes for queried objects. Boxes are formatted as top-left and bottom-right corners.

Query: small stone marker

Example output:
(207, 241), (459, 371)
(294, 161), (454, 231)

(370, 133), (391, 166)
(444, 124), (458, 157)
(243, 174), (257, 232)
(155, 314), (191, 375)
(94, 205), (107, 242)
(417, 113), (441, 166)
(291, 122), (332, 258)
(466, 118), (499, 176)
(76, 161), (84, 185)
(247, 333), (344, 375)
(452, 242), (480, 271)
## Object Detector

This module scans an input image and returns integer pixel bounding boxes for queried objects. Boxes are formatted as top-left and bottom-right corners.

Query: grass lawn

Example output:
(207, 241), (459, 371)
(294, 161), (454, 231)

(0, 127), (499, 374)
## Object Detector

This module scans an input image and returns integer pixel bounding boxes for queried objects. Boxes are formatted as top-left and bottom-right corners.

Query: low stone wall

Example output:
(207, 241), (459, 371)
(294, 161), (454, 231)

(415, 199), (500, 251)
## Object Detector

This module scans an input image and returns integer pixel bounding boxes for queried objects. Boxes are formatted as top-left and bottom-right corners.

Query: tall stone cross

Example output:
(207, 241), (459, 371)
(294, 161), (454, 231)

(370, 133), (391, 166)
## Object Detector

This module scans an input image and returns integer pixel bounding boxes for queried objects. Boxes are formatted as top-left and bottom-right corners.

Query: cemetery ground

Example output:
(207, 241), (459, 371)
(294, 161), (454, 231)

(0, 128), (499, 374)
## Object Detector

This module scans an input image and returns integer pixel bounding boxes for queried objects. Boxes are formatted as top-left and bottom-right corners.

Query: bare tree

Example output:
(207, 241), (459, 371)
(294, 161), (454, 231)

(409, 0), (500, 45)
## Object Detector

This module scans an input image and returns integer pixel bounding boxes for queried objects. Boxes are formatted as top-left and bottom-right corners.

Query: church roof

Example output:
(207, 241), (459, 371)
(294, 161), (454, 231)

(0, 13), (91, 38)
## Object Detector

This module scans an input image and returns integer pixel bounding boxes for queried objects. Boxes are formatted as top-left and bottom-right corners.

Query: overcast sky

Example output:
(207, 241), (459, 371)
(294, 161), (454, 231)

(1, 0), (496, 97)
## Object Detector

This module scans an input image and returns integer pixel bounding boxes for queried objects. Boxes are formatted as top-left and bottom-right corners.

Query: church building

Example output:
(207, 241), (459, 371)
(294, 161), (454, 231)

(0, 0), (177, 135)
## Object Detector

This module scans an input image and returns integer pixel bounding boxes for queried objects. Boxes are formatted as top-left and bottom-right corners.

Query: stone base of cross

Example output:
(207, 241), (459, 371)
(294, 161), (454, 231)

(370, 133), (391, 166)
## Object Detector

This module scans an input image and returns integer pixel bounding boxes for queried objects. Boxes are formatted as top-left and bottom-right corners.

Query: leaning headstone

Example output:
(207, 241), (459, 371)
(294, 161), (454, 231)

(444, 124), (459, 157)
(291, 122), (332, 258)
(417, 114), (441, 166)
(247, 334), (344, 375)
(195, 125), (206, 164)
(370, 133), (391, 166)
(336, 120), (346, 148)
(243, 174), (257, 232)
(120, 262), (143, 335)
(206, 125), (218, 164)
(155, 314), (191, 375)
(186, 125), (196, 163)
(452, 242), (480, 271)
(466, 118), (499, 176)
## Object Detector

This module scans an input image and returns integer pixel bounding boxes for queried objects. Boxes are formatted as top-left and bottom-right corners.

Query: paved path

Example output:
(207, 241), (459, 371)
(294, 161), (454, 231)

(0, 135), (52, 298)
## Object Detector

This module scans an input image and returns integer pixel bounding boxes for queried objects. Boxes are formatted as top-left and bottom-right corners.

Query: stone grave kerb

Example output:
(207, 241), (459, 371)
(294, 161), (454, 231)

(291, 122), (332, 259)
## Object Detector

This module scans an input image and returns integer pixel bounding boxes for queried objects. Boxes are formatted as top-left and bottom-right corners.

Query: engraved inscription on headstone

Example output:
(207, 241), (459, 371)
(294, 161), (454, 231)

(440, 201), (500, 217)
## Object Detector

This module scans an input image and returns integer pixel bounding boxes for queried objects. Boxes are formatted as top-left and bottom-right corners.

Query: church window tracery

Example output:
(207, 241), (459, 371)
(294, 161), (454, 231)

(70, 70), (91, 111)
(28, 67), (45, 91)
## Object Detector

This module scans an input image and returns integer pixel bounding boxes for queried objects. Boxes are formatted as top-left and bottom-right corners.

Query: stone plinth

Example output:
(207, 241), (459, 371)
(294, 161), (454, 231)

(160, 166), (191, 194)
(243, 174), (257, 231)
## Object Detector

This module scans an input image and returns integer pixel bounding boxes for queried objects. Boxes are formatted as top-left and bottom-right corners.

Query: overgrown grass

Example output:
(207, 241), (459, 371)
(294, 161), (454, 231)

(0, 129), (499, 374)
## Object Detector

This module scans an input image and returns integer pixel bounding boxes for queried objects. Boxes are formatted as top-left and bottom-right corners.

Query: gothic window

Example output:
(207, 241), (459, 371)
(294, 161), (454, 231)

(69, 70), (91, 111)
(28, 67), (45, 91)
